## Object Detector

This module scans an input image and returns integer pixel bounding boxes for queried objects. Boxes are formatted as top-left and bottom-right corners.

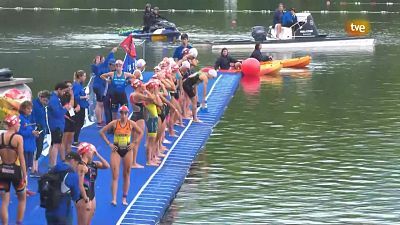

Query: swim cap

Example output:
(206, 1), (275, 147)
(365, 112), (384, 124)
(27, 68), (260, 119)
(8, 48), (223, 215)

(189, 48), (198, 58)
(181, 61), (191, 69)
(207, 69), (217, 78)
(154, 66), (161, 71)
(131, 79), (143, 88)
(4, 115), (19, 127)
(181, 48), (190, 55)
(136, 59), (146, 68)
(119, 105), (129, 112)
(77, 142), (96, 155)
(115, 59), (123, 65)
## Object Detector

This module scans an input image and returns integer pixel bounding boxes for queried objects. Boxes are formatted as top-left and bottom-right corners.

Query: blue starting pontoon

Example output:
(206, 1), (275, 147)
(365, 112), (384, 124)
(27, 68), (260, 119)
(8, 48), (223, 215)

(3, 70), (241, 225)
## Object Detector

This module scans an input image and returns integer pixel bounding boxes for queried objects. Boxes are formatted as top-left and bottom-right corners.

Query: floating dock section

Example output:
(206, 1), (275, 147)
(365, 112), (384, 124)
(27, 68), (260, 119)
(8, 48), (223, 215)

(117, 72), (241, 225)
(5, 71), (241, 225)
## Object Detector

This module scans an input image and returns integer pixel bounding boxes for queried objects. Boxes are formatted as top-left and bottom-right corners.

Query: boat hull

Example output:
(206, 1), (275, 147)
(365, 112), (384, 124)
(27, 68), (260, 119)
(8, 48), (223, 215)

(212, 37), (375, 52)
(262, 55), (311, 68)
(119, 29), (181, 42)
(259, 62), (282, 76)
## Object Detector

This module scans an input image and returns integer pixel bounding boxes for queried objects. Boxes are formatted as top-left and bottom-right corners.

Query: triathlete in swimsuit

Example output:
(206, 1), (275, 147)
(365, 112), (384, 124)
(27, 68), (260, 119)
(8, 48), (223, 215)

(99, 106), (143, 206)
(76, 142), (110, 225)
(182, 69), (218, 122)
(0, 115), (27, 225)
(129, 79), (155, 168)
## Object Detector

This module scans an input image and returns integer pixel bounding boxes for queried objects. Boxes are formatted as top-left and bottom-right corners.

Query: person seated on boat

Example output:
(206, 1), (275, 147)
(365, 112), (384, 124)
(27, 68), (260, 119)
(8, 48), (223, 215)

(282, 8), (298, 31)
(250, 43), (272, 62)
(214, 48), (241, 70)
(148, 6), (168, 32)
(142, 3), (153, 33)
(173, 33), (192, 61)
(273, 3), (285, 39)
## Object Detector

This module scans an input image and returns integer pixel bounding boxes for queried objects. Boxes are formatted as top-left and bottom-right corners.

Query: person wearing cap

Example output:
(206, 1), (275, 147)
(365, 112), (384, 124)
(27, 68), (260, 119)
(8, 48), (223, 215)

(91, 47), (117, 127)
(45, 152), (81, 225)
(0, 115), (27, 225)
(250, 43), (273, 62)
(31, 90), (50, 176)
(214, 48), (241, 70)
(48, 82), (73, 167)
(282, 8), (298, 29)
(143, 81), (163, 166)
(173, 33), (192, 61)
(129, 79), (157, 168)
(100, 59), (135, 120)
(76, 142), (109, 225)
(99, 105), (143, 206)
(142, 3), (153, 33)
(135, 59), (146, 76)
(182, 68), (218, 122)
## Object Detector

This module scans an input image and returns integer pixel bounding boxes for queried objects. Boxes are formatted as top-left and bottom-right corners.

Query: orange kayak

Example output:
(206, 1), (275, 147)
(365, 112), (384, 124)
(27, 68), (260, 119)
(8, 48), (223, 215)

(259, 62), (282, 76)
(262, 55), (311, 68)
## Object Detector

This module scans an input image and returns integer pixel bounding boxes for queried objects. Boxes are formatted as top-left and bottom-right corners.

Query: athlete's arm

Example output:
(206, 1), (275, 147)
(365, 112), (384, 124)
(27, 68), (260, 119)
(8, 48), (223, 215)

(15, 135), (27, 182)
(77, 164), (89, 202)
(93, 150), (110, 169)
(100, 72), (112, 80)
(99, 120), (118, 151)
(202, 76), (208, 105)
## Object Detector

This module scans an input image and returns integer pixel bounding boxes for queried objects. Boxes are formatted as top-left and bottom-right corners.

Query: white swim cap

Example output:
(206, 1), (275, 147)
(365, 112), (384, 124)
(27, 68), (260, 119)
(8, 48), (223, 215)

(181, 61), (191, 69)
(208, 69), (217, 78)
(136, 59), (146, 68)
(189, 48), (198, 58)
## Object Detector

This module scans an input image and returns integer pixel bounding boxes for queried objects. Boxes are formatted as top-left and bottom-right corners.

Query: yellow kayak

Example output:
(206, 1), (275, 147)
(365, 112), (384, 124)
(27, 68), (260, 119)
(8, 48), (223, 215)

(259, 62), (282, 76)
(262, 55), (311, 68)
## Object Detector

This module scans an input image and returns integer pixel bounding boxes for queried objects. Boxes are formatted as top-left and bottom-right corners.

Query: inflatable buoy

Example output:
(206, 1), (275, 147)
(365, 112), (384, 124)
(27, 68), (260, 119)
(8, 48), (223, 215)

(241, 58), (260, 77)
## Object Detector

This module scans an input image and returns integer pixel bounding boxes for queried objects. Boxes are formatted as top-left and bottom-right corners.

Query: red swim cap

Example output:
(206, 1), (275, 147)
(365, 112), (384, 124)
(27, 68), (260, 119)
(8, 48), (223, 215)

(4, 115), (19, 127)
(119, 105), (129, 112)
(77, 142), (96, 155)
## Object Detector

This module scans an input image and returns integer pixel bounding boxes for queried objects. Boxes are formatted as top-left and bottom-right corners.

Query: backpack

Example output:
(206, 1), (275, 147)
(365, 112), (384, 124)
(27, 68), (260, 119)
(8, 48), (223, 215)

(38, 169), (71, 210)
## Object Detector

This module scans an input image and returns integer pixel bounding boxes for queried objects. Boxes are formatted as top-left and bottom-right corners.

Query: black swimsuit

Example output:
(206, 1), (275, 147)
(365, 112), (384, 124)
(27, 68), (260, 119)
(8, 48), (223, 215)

(0, 133), (24, 193)
(83, 161), (98, 200)
(130, 102), (145, 122)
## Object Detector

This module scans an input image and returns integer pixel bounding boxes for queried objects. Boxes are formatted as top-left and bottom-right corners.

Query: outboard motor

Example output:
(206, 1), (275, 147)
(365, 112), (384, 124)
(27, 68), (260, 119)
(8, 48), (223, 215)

(294, 13), (319, 37)
(251, 26), (267, 42)
(0, 68), (13, 82)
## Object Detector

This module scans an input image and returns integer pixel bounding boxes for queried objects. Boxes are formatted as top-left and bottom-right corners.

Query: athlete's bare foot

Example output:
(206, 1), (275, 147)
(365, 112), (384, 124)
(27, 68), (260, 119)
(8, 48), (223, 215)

(158, 152), (166, 158)
(122, 198), (128, 206)
(131, 163), (144, 169)
(111, 201), (117, 206)
(193, 118), (202, 123)
(146, 161), (159, 166)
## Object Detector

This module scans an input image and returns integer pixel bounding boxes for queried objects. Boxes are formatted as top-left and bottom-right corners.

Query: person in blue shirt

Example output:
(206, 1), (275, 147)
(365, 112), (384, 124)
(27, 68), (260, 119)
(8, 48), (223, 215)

(72, 70), (89, 145)
(273, 3), (285, 39)
(282, 8), (298, 29)
(173, 33), (192, 61)
(91, 47), (117, 127)
(18, 100), (39, 196)
(18, 101), (38, 173)
(48, 82), (72, 167)
(45, 152), (82, 225)
(31, 90), (50, 177)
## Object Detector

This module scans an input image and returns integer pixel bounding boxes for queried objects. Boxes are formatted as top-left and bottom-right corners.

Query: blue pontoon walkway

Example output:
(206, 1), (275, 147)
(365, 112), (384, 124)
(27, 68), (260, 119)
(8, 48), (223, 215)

(4, 71), (241, 225)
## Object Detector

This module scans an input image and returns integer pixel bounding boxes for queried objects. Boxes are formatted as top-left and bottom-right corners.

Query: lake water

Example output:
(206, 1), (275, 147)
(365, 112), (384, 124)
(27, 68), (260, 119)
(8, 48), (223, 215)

(1, 0), (400, 224)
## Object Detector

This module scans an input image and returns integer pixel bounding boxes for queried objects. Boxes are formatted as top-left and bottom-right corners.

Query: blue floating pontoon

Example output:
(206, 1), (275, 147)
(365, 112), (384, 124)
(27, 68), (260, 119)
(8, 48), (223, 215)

(3, 71), (241, 225)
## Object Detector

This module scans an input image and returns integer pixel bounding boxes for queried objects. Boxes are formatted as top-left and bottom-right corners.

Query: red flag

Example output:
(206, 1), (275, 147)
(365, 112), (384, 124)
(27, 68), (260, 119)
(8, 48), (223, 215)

(120, 34), (137, 58)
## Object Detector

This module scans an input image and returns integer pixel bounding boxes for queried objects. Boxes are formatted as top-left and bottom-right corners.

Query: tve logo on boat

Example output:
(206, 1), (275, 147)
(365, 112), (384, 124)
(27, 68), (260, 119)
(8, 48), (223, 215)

(345, 19), (371, 36)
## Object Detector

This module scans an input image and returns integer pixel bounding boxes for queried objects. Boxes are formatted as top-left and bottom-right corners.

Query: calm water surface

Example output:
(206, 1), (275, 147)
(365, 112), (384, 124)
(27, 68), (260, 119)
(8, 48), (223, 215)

(1, 0), (400, 224)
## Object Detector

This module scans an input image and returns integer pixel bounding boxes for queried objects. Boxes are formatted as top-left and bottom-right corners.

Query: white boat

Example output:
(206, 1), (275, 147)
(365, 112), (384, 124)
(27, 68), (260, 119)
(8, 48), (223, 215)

(211, 13), (375, 52)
